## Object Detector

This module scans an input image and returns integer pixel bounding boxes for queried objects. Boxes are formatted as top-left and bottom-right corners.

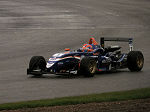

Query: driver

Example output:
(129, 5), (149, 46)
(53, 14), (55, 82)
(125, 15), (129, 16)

(81, 44), (94, 52)
(81, 37), (99, 52)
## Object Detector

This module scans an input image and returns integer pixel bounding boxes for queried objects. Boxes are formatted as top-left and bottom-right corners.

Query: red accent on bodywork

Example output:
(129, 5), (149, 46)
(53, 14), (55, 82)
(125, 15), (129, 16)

(65, 48), (70, 51)
(98, 69), (103, 71)
(78, 62), (80, 68)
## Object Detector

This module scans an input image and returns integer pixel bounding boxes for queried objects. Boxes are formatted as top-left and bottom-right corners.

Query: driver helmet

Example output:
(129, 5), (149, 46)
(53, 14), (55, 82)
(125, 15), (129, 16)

(81, 44), (93, 52)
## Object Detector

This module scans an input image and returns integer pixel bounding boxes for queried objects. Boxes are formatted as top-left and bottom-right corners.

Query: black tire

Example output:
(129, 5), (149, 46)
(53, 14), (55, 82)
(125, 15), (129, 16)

(127, 51), (144, 72)
(80, 57), (97, 77)
(29, 56), (46, 76)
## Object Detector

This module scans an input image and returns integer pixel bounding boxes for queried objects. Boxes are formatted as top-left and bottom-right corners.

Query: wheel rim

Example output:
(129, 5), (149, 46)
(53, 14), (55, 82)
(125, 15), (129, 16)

(137, 56), (143, 68)
(89, 61), (96, 73)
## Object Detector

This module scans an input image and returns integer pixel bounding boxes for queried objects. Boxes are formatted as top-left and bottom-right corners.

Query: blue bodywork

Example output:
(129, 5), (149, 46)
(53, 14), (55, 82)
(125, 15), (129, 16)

(46, 46), (127, 74)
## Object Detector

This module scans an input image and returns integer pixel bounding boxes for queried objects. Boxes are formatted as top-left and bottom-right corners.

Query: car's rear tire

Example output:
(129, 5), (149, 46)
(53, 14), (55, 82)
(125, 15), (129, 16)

(127, 51), (144, 72)
(29, 56), (46, 76)
(80, 57), (97, 77)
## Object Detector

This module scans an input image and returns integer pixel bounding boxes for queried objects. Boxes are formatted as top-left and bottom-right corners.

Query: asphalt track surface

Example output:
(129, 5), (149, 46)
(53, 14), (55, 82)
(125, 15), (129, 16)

(0, 0), (150, 104)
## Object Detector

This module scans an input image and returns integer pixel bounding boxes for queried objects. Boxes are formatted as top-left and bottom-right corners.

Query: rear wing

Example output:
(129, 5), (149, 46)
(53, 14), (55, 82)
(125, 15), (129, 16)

(100, 37), (133, 51)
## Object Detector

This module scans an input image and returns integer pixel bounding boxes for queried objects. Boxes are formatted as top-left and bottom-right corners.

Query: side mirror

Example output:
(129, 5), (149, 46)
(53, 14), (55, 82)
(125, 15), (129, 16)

(65, 48), (70, 51)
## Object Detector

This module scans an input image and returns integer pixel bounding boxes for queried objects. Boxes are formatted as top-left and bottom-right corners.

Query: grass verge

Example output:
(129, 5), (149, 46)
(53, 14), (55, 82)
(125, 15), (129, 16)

(0, 88), (150, 110)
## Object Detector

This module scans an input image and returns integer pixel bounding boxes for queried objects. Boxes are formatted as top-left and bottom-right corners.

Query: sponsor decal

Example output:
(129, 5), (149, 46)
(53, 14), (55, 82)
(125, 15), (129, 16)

(46, 62), (54, 68)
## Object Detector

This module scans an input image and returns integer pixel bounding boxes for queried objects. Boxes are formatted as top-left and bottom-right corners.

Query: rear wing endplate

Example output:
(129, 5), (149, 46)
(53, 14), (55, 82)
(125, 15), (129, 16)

(100, 37), (133, 51)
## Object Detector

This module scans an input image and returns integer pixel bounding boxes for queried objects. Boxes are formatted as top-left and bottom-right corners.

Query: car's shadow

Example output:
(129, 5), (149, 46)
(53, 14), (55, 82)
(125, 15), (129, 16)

(27, 69), (142, 79)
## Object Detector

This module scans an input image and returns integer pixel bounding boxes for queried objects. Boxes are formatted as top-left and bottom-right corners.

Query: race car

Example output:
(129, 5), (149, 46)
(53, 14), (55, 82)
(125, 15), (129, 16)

(27, 37), (144, 77)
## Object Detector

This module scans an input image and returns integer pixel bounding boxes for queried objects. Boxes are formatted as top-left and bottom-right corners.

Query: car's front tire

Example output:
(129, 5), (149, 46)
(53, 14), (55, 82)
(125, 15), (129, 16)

(28, 56), (46, 76)
(127, 51), (144, 72)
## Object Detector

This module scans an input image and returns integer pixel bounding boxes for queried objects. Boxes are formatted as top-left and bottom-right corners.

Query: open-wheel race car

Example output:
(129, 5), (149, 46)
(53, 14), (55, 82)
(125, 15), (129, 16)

(27, 37), (144, 77)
